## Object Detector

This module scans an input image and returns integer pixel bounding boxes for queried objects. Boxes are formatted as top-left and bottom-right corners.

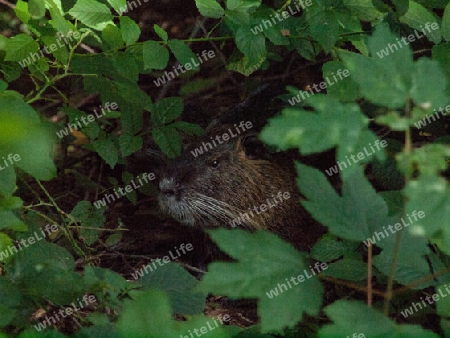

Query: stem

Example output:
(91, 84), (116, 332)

(367, 243), (373, 306)
(34, 179), (86, 257)
(383, 98), (412, 315)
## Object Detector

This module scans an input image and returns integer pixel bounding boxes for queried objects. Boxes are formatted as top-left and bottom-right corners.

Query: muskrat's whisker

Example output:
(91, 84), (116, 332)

(190, 194), (259, 229)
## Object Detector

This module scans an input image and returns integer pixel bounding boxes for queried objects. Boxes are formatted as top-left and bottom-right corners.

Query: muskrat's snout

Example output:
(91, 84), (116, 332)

(158, 170), (197, 225)
(159, 176), (183, 200)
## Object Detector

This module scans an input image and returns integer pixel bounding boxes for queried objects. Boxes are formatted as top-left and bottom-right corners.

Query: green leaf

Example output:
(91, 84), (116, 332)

(47, 0), (71, 34)
(410, 58), (448, 109)
(40, 35), (70, 64)
(92, 137), (118, 168)
(235, 26), (265, 66)
(365, 22), (413, 93)
(0, 92), (56, 180)
(106, 0), (127, 14)
(152, 126), (182, 158)
(322, 61), (361, 102)
(321, 259), (367, 281)
(68, 0), (114, 30)
(309, 10), (339, 53)
(195, 0), (225, 18)
(28, 0), (46, 18)
(0, 166), (17, 199)
(319, 301), (393, 336)
(171, 121), (204, 136)
(0, 233), (14, 262)
(152, 97), (184, 125)
(310, 236), (359, 262)
(226, 0), (261, 11)
(0, 210), (25, 231)
(225, 0), (261, 24)
(226, 49), (265, 76)
(343, 0), (385, 21)
(296, 164), (389, 242)
(399, 1), (441, 43)
(5, 34), (39, 62)
(102, 24), (124, 50)
(14, 0), (31, 23)
(139, 262), (206, 315)
(154, 24), (168, 42)
(405, 175), (450, 255)
(200, 229), (323, 332)
(117, 290), (177, 337)
(376, 111), (412, 131)
(71, 201), (106, 245)
(142, 40), (169, 70)
(119, 135), (143, 157)
(442, 2), (450, 41)
(261, 96), (384, 181)
(120, 16), (141, 46)
(167, 39), (199, 71)
(340, 50), (409, 109)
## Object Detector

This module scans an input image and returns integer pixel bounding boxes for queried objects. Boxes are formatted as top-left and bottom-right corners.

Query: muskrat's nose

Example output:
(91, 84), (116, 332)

(159, 177), (182, 198)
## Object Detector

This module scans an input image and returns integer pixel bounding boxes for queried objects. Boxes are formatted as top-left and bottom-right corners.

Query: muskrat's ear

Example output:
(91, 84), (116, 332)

(240, 135), (266, 160)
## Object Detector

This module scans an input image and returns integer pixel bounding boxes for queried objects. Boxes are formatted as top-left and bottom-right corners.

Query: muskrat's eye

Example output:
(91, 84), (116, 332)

(211, 159), (220, 169)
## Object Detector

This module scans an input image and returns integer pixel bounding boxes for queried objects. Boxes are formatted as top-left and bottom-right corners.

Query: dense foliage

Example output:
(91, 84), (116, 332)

(0, 0), (450, 336)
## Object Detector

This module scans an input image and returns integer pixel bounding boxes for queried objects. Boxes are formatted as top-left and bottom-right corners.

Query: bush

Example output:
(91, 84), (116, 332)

(0, 0), (449, 336)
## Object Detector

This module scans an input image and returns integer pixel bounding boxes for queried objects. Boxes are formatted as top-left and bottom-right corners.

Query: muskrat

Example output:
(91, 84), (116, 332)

(158, 86), (324, 251)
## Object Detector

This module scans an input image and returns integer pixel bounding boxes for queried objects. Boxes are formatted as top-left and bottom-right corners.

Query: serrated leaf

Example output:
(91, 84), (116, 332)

(117, 290), (177, 337)
(340, 51), (409, 109)
(0, 166), (16, 199)
(102, 24), (124, 50)
(167, 39), (199, 70)
(376, 111), (411, 131)
(226, 0), (261, 11)
(71, 201), (106, 245)
(47, 0), (70, 34)
(92, 137), (118, 168)
(226, 49), (265, 76)
(195, 0), (225, 18)
(40, 35), (70, 64)
(411, 58), (448, 109)
(106, 0), (127, 14)
(261, 96), (384, 180)
(0, 92), (56, 180)
(199, 229), (323, 332)
(399, 1), (441, 43)
(154, 24), (168, 42)
(405, 175), (450, 254)
(309, 10), (339, 53)
(343, 0), (385, 21)
(14, 0), (31, 23)
(142, 40), (169, 70)
(120, 16), (141, 46)
(442, 2), (450, 41)
(310, 237), (358, 262)
(296, 164), (389, 242)
(235, 26), (265, 66)
(152, 97), (184, 125)
(152, 126), (182, 158)
(68, 0), (113, 31)
(0, 211), (25, 231)
(119, 135), (143, 157)
(319, 301), (395, 336)
(29, 0), (46, 18)
(322, 61), (360, 102)
(171, 121), (204, 136)
(321, 259), (367, 281)
(139, 262), (206, 315)
(5, 34), (39, 62)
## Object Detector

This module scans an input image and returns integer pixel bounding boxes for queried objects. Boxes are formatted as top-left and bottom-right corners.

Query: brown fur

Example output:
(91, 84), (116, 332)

(158, 123), (324, 251)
